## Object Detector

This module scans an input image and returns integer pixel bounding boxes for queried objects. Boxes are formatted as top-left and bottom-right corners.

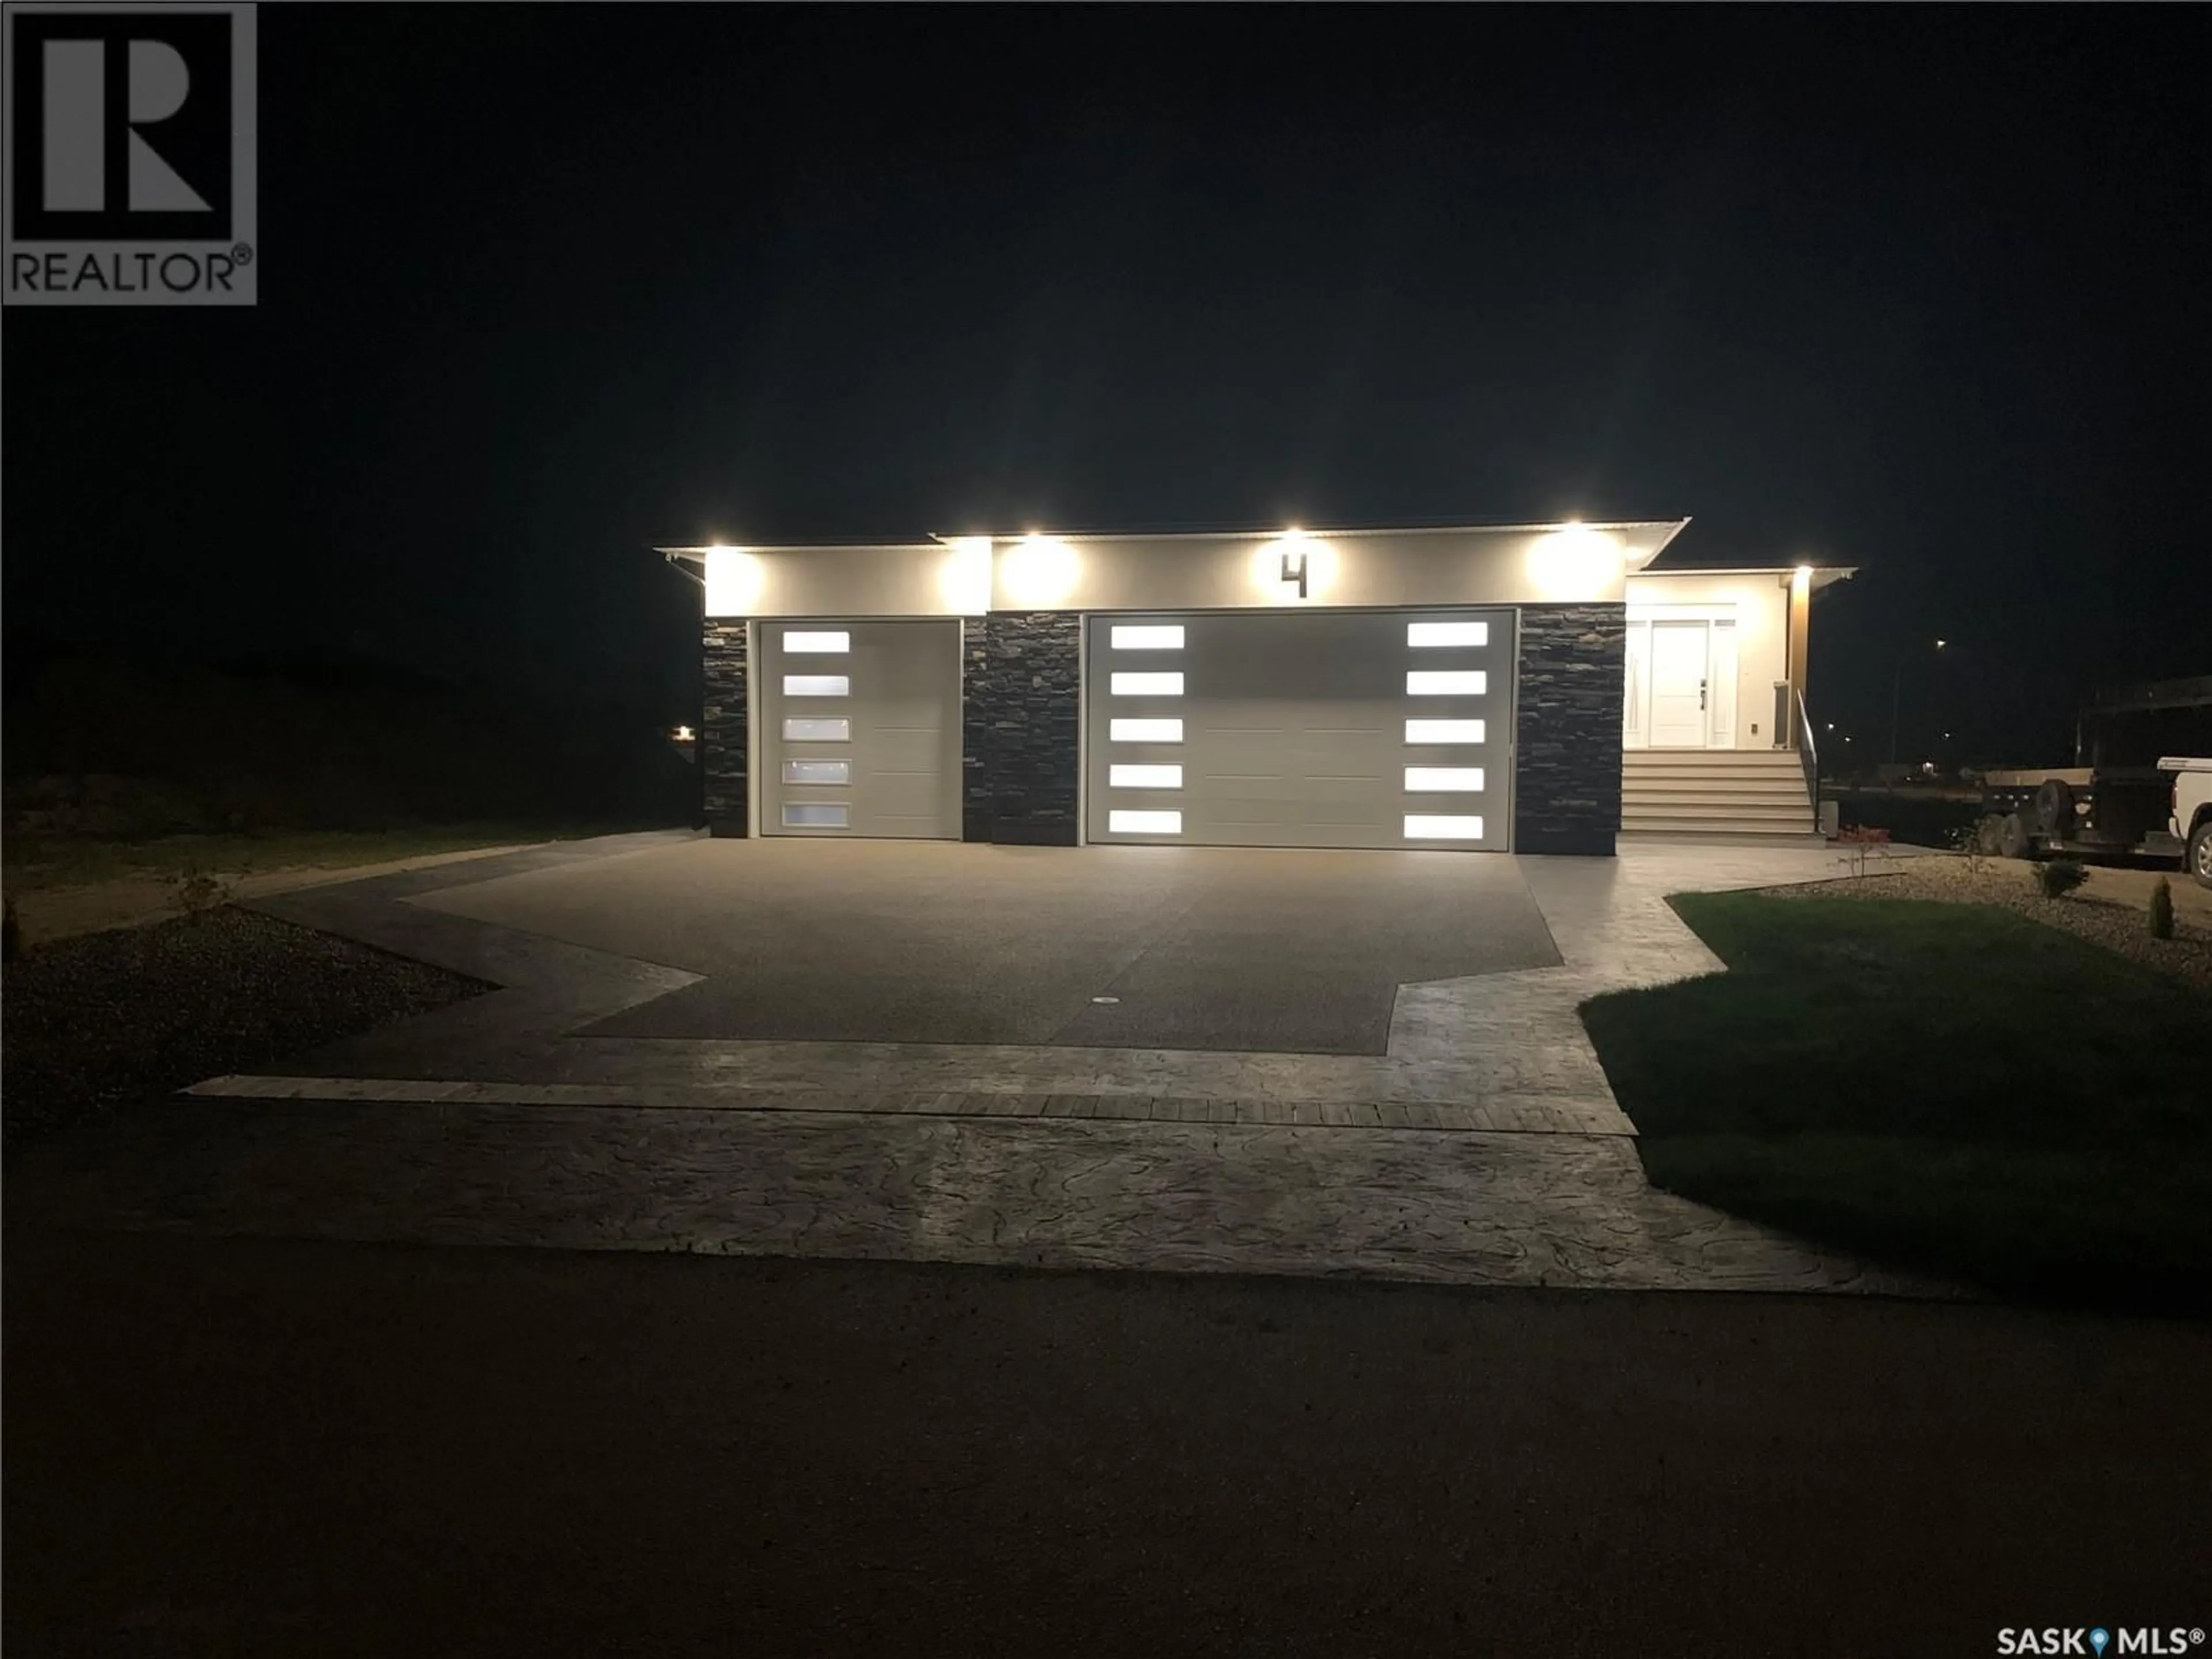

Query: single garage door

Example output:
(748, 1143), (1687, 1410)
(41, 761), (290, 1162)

(759, 619), (962, 838)
(1085, 609), (1513, 851)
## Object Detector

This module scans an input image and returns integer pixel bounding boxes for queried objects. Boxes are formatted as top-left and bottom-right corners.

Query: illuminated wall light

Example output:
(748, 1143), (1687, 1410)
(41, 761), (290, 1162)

(1110, 718), (1183, 742)
(1407, 671), (1487, 696)
(1527, 525), (1625, 600)
(704, 546), (765, 615)
(783, 631), (850, 653)
(1109, 764), (1183, 789)
(782, 675), (850, 697)
(1109, 809), (1183, 834)
(671, 725), (695, 741)
(938, 537), (994, 613)
(1002, 533), (1081, 607)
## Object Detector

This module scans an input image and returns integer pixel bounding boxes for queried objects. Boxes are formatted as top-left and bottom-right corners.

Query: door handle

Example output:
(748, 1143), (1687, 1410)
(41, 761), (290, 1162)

(1700, 678), (1708, 711)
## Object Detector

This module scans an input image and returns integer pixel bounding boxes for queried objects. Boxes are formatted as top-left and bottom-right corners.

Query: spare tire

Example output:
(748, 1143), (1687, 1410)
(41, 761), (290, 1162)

(2033, 777), (2076, 836)
(1999, 812), (2033, 860)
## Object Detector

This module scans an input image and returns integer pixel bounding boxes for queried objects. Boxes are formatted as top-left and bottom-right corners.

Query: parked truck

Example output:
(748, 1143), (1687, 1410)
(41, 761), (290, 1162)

(1971, 675), (2212, 887)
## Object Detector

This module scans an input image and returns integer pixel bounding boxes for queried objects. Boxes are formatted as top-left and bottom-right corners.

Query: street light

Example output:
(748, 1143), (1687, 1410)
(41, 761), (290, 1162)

(1892, 636), (1953, 764)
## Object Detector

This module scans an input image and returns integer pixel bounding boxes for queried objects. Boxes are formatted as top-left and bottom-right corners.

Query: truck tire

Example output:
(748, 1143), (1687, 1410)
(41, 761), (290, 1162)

(1999, 812), (2033, 860)
(2033, 777), (2076, 836)
(2191, 819), (2212, 891)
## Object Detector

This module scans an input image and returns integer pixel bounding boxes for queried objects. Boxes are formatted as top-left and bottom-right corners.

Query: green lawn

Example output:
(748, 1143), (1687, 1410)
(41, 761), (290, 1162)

(1580, 893), (2212, 1310)
(0, 822), (648, 891)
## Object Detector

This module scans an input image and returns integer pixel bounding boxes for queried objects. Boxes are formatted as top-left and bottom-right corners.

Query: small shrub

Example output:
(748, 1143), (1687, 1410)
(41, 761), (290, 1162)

(164, 868), (236, 919)
(2035, 858), (2088, 899)
(1835, 826), (1895, 881)
(2149, 876), (2175, 940)
(1949, 820), (1989, 878)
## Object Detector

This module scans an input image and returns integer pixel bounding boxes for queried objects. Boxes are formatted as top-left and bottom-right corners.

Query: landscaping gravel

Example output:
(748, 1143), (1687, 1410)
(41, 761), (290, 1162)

(1763, 855), (2212, 993)
(1, 906), (491, 1146)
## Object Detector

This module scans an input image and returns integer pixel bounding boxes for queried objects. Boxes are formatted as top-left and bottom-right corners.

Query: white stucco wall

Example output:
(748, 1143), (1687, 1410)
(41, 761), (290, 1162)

(1624, 570), (1793, 749)
(700, 523), (1688, 619)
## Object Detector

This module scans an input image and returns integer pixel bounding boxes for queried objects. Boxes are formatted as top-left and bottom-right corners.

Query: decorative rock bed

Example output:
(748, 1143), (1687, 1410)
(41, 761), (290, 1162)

(1763, 854), (2212, 993)
(0, 907), (491, 1146)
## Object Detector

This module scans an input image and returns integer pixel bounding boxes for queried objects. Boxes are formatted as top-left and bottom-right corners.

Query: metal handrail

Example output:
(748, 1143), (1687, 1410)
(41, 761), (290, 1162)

(1794, 686), (1821, 823)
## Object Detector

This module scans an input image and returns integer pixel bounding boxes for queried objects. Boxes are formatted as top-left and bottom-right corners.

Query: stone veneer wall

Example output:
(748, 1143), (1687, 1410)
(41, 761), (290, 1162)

(963, 611), (1081, 845)
(1514, 603), (1626, 857)
(702, 619), (748, 837)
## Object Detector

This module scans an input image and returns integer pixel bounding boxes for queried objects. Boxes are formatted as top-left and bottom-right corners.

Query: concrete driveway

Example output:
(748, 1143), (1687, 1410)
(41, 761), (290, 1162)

(412, 839), (1562, 1055)
(6, 832), (1955, 1296)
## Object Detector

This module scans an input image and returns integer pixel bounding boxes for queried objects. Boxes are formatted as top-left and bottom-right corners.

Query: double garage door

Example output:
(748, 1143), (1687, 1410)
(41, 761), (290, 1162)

(1084, 609), (1513, 851)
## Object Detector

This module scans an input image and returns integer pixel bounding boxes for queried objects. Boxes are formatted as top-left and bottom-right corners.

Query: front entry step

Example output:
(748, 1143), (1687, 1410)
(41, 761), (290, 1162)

(1622, 748), (1816, 836)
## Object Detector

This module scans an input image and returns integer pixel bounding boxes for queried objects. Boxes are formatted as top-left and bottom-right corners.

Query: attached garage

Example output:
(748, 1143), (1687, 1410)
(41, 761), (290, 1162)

(756, 619), (962, 839)
(672, 522), (1679, 857)
(1083, 608), (1514, 851)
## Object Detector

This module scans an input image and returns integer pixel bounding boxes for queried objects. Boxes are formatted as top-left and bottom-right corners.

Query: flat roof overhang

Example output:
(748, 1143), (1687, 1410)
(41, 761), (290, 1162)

(657, 518), (1694, 575)
(1637, 562), (1859, 594)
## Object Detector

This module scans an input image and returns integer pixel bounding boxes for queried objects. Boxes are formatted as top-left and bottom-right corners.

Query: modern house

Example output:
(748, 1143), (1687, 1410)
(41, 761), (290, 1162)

(660, 522), (1851, 857)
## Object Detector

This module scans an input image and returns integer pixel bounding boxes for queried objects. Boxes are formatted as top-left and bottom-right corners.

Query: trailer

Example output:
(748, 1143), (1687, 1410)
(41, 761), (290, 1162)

(1969, 676), (2212, 885)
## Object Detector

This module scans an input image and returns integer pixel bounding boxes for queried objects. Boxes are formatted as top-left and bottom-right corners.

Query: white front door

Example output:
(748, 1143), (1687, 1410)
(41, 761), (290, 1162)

(1647, 620), (1710, 747)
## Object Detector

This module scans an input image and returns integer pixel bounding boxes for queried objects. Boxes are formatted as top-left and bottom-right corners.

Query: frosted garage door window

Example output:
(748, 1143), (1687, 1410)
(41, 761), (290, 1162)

(781, 760), (851, 785)
(1111, 672), (1184, 696)
(1406, 671), (1487, 696)
(1109, 764), (1183, 789)
(1404, 815), (1484, 839)
(782, 718), (851, 741)
(1406, 622), (1489, 648)
(782, 803), (850, 829)
(1111, 624), (1185, 650)
(782, 675), (850, 697)
(1109, 810), (1183, 834)
(1404, 767), (1485, 792)
(782, 631), (850, 653)
(1404, 719), (1486, 744)
(1109, 718), (1183, 743)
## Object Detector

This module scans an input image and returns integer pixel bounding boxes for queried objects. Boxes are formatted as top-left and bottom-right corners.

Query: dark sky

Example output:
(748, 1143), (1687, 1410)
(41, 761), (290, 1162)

(6, 5), (2208, 759)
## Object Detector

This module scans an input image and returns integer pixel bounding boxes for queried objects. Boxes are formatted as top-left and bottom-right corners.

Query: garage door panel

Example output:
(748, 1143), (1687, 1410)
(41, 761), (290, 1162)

(762, 620), (960, 839)
(1087, 609), (1512, 851)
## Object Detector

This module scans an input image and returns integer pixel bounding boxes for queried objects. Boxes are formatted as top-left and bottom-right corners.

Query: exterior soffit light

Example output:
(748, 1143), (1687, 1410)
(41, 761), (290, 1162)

(703, 546), (764, 615)
(1005, 533), (1080, 606)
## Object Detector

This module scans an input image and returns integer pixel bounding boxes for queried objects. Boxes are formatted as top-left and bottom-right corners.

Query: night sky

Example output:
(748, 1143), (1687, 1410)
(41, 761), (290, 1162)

(6, 5), (2207, 762)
